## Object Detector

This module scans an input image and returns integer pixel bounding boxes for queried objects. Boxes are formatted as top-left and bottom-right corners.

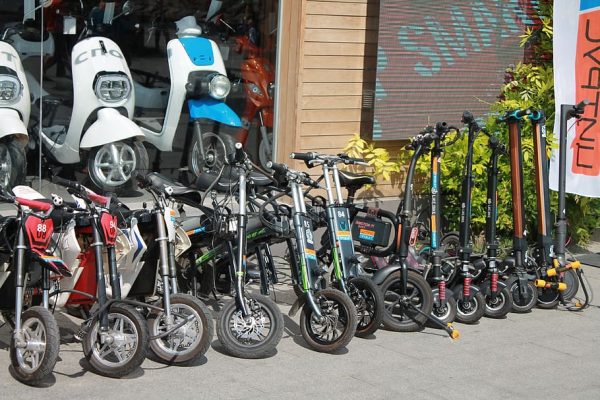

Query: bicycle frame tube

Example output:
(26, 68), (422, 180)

(531, 111), (552, 267)
(155, 207), (173, 319)
(430, 135), (447, 302)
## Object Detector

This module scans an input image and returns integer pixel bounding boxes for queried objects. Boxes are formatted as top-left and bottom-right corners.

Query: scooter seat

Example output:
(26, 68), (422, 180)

(195, 167), (273, 193)
(19, 22), (50, 42)
(338, 171), (375, 188)
(144, 173), (203, 205)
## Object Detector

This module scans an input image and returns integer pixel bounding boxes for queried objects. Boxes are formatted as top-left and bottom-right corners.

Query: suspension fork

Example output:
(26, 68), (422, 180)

(234, 171), (250, 317)
(168, 242), (179, 295)
(13, 225), (27, 336)
(155, 209), (173, 319)
(92, 215), (110, 330)
(107, 246), (121, 300)
(193, 119), (205, 170)
(258, 111), (272, 155)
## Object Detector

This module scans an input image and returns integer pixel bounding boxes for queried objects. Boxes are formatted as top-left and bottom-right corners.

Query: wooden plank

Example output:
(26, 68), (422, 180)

(304, 42), (377, 56)
(308, 0), (373, 3)
(303, 55), (373, 69)
(306, 1), (368, 16)
(302, 96), (363, 109)
(305, 15), (378, 30)
(299, 121), (362, 135)
(304, 28), (379, 43)
(299, 134), (355, 150)
(303, 82), (364, 96)
(303, 68), (377, 83)
(301, 109), (362, 123)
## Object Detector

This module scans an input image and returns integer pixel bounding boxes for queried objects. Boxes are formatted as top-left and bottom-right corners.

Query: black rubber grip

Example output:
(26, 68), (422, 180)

(53, 176), (82, 191)
(234, 142), (245, 163)
(268, 162), (288, 175)
(289, 152), (316, 161)
(135, 172), (152, 188)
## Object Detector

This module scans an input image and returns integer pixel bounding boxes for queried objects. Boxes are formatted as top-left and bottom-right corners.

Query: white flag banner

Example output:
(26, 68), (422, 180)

(550, 0), (600, 197)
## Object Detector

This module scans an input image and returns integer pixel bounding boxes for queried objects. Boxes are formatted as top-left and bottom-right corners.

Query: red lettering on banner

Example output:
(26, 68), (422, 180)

(574, 13), (600, 176)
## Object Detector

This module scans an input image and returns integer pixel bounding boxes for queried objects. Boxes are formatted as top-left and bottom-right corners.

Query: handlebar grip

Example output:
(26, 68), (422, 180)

(289, 152), (316, 162)
(135, 172), (152, 188)
(53, 175), (82, 191)
(234, 142), (245, 163)
(461, 111), (474, 124)
(267, 161), (288, 175)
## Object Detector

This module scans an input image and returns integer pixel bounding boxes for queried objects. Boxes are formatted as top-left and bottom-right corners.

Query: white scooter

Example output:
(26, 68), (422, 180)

(132, 13), (241, 181)
(29, 1), (148, 192)
(0, 39), (30, 189)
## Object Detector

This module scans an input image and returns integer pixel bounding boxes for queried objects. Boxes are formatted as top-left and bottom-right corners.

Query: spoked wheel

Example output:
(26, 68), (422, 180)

(0, 140), (26, 190)
(455, 290), (486, 324)
(88, 140), (148, 192)
(147, 294), (214, 365)
(347, 276), (384, 337)
(300, 288), (357, 352)
(188, 132), (235, 178)
(216, 294), (283, 359)
(484, 286), (513, 319)
(82, 304), (149, 378)
(510, 279), (538, 313)
(9, 306), (60, 384)
(380, 270), (433, 332)
(429, 288), (457, 325)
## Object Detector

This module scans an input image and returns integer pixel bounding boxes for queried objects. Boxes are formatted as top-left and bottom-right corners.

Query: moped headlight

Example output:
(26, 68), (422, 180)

(0, 74), (22, 104)
(267, 82), (275, 98)
(246, 83), (264, 98)
(94, 74), (131, 103)
(209, 74), (231, 100)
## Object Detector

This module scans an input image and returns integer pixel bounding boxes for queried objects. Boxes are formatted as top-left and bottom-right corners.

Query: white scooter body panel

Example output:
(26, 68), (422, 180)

(80, 108), (143, 149)
(105, 222), (147, 299)
(42, 37), (138, 164)
(50, 222), (82, 308)
(141, 38), (226, 152)
(0, 41), (30, 139)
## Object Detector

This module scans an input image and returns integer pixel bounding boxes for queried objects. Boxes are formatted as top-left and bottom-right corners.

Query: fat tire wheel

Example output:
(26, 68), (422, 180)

(82, 304), (149, 378)
(187, 131), (236, 180)
(0, 140), (26, 190)
(216, 294), (283, 359)
(510, 280), (538, 313)
(428, 289), (457, 326)
(9, 306), (60, 385)
(455, 290), (486, 324)
(380, 270), (433, 332)
(87, 140), (149, 193)
(348, 276), (384, 337)
(147, 294), (214, 365)
(484, 287), (513, 319)
(299, 288), (357, 352)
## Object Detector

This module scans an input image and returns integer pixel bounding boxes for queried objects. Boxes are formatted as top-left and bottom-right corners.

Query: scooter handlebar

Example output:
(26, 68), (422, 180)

(290, 152), (316, 162)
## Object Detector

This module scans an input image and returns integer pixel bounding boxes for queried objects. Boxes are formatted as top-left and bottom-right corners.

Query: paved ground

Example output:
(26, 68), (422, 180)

(0, 261), (599, 399)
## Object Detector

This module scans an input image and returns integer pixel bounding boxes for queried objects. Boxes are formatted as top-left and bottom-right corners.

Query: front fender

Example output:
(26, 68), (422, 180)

(80, 108), (144, 149)
(188, 98), (242, 127)
(372, 264), (403, 285)
(0, 109), (28, 143)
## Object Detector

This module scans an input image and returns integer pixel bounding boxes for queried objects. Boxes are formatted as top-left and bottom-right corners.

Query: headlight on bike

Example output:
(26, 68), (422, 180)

(246, 83), (264, 98)
(209, 74), (231, 100)
(94, 74), (131, 103)
(0, 74), (22, 104)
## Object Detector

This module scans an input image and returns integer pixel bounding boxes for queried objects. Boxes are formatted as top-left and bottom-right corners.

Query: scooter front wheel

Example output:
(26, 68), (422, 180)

(484, 286), (513, 319)
(510, 280), (538, 313)
(82, 304), (149, 378)
(380, 270), (433, 332)
(0, 140), (26, 190)
(216, 294), (283, 359)
(455, 290), (486, 324)
(88, 140), (149, 192)
(300, 288), (357, 352)
(188, 131), (235, 178)
(429, 289), (457, 325)
(148, 294), (214, 365)
(9, 306), (60, 384)
(347, 276), (384, 337)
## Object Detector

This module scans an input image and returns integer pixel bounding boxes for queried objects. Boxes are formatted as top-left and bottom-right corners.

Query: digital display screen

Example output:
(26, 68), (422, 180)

(374, 0), (540, 140)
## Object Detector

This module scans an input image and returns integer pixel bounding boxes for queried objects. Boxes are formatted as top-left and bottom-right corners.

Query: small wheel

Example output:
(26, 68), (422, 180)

(258, 131), (273, 170)
(216, 294), (283, 359)
(9, 306), (60, 384)
(82, 304), (149, 378)
(380, 270), (433, 332)
(510, 279), (538, 313)
(148, 294), (214, 365)
(88, 140), (148, 192)
(484, 286), (513, 319)
(0, 139), (26, 190)
(429, 289), (457, 325)
(560, 269), (580, 301)
(299, 288), (357, 352)
(347, 276), (384, 337)
(188, 131), (235, 178)
(455, 290), (486, 324)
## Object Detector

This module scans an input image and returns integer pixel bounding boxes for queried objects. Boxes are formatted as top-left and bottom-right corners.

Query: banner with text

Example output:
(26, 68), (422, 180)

(550, 0), (600, 197)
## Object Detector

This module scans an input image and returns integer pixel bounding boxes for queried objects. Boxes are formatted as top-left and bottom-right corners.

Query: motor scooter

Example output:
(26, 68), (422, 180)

(132, 12), (241, 181)
(28, 0), (148, 193)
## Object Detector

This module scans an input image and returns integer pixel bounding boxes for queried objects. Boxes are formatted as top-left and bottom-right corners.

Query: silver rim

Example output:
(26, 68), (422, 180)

(458, 296), (480, 317)
(0, 143), (12, 188)
(93, 142), (137, 187)
(88, 312), (139, 367)
(191, 133), (225, 177)
(226, 299), (273, 348)
(151, 304), (203, 357)
(486, 292), (507, 312)
(16, 317), (47, 373)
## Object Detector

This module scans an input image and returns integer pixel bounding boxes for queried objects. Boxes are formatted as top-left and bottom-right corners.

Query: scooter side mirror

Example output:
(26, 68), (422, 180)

(122, 1), (134, 16)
